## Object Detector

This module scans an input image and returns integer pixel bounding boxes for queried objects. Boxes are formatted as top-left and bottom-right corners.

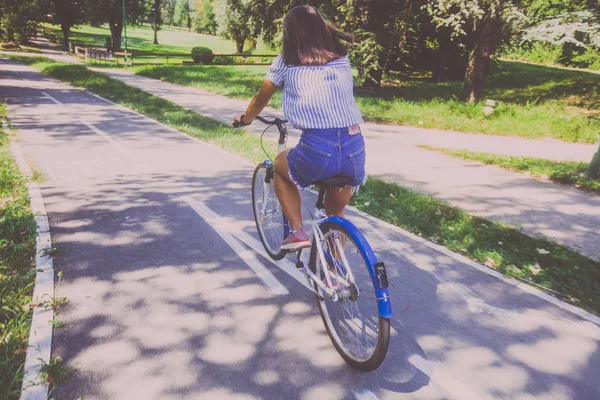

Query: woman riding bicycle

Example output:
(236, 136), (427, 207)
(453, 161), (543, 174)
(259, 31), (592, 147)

(235, 5), (365, 251)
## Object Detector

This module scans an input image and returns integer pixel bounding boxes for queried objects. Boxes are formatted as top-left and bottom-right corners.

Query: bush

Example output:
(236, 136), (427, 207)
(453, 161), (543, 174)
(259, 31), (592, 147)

(213, 55), (231, 65)
(501, 42), (563, 64)
(571, 51), (600, 70)
(191, 46), (214, 64)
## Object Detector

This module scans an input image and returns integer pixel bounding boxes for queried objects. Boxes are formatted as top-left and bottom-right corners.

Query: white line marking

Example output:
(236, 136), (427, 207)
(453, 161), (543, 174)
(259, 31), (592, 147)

(41, 91), (61, 105)
(85, 91), (258, 169)
(10, 138), (54, 400)
(180, 196), (288, 295)
(81, 121), (132, 157)
(408, 355), (492, 400)
(41, 91), (132, 157)
(230, 229), (312, 291)
(183, 201), (490, 400)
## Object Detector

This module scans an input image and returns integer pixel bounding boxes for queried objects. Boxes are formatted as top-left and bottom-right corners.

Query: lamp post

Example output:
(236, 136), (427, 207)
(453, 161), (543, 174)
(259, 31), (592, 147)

(122, 0), (128, 61)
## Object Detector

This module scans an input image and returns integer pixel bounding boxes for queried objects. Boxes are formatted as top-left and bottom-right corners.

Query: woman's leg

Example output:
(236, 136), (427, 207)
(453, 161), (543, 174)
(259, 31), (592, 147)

(324, 186), (353, 217)
(274, 149), (303, 231)
(324, 187), (353, 263)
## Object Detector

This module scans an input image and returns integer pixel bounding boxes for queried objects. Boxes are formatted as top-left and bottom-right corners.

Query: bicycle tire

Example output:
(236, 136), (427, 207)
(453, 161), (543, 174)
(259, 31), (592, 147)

(310, 220), (390, 371)
(252, 163), (287, 260)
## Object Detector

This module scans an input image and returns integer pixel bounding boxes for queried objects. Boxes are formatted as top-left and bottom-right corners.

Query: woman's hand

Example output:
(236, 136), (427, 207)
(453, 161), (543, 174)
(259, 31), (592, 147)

(234, 113), (250, 126)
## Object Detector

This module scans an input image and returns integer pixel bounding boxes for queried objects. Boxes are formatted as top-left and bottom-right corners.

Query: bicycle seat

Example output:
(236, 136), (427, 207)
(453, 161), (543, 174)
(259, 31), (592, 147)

(314, 176), (354, 189)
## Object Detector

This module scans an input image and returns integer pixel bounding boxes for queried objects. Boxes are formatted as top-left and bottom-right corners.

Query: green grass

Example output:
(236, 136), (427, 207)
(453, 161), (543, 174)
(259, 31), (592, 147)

(0, 106), (38, 400)
(11, 55), (600, 315)
(42, 23), (274, 55)
(0, 43), (41, 53)
(501, 42), (600, 71)
(134, 60), (600, 144)
(350, 178), (600, 313)
(420, 146), (600, 194)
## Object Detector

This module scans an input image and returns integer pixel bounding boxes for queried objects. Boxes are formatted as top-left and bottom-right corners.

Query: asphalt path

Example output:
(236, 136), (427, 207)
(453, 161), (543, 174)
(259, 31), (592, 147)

(2, 57), (600, 400)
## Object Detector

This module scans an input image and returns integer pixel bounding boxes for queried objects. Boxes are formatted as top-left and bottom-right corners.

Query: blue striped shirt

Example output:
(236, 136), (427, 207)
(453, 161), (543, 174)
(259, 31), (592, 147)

(265, 54), (364, 130)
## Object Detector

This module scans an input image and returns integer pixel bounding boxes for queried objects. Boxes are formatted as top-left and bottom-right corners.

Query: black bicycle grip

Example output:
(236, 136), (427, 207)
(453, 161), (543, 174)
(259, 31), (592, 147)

(233, 114), (249, 128)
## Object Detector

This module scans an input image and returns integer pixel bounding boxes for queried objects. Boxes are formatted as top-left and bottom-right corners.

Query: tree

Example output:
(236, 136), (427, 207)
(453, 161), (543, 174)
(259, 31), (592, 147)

(50, 0), (84, 50)
(426, 0), (523, 102)
(520, 0), (587, 23)
(258, 0), (432, 89)
(162, 0), (177, 25)
(334, 0), (428, 89)
(174, 0), (192, 29)
(86, 0), (141, 51)
(194, 0), (217, 34)
(151, 0), (162, 44)
(203, 1), (218, 34)
(522, 11), (600, 51)
(0, 0), (49, 45)
(223, 0), (254, 53)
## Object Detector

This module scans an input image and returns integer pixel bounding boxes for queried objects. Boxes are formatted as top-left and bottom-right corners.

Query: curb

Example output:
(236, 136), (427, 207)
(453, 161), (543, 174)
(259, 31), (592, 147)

(6, 129), (54, 400)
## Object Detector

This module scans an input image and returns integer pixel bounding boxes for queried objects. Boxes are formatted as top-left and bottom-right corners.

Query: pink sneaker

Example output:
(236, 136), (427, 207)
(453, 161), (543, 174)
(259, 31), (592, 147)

(280, 228), (311, 251)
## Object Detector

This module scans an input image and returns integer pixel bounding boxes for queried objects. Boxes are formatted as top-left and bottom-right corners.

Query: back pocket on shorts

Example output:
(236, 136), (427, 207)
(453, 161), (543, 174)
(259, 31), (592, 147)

(292, 142), (332, 182)
(349, 147), (366, 182)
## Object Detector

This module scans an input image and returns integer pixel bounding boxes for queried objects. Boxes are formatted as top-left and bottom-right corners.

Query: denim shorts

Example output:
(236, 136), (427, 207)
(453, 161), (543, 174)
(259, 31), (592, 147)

(286, 127), (366, 189)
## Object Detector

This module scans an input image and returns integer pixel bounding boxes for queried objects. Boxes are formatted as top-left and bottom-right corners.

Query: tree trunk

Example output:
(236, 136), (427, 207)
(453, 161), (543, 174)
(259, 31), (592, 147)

(109, 21), (123, 52)
(433, 35), (453, 82)
(61, 23), (70, 51)
(362, 68), (383, 89)
(460, 18), (502, 103)
(235, 37), (246, 54)
(153, 5), (159, 44)
(432, 50), (447, 82)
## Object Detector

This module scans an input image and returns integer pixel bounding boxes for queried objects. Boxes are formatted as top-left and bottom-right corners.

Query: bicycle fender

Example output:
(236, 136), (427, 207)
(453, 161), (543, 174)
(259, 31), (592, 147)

(321, 216), (392, 319)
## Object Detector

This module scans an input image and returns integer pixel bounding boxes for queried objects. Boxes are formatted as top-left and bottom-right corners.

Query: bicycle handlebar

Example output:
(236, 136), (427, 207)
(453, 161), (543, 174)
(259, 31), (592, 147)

(233, 115), (288, 128)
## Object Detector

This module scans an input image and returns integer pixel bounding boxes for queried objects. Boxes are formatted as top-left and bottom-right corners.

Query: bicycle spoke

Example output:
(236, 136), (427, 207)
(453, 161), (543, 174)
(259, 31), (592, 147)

(317, 228), (380, 363)
(253, 165), (285, 259)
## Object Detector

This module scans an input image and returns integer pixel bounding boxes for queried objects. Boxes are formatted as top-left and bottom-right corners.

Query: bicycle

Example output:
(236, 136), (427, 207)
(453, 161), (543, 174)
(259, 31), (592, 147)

(234, 115), (392, 371)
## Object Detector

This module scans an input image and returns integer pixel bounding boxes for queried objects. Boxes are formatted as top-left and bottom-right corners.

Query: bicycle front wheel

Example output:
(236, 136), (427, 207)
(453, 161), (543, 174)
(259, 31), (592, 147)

(252, 163), (286, 260)
(310, 220), (390, 371)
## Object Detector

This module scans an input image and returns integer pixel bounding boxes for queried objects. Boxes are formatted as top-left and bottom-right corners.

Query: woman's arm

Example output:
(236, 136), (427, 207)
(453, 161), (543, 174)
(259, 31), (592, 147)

(236, 80), (279, 125)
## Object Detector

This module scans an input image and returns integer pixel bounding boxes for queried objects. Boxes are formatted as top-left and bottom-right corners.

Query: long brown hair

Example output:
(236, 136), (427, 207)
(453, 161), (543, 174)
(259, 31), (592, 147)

(283, 5), (352, 66)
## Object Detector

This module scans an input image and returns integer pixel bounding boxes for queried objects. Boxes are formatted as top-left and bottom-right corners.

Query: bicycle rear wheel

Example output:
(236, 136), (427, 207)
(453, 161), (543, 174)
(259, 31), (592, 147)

(252, 163), (287, 260)
(310, 220), (390, 371)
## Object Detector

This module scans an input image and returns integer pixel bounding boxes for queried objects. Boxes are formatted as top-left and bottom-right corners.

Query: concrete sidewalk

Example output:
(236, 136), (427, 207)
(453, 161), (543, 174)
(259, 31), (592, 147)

(8, 39), (600, 260)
